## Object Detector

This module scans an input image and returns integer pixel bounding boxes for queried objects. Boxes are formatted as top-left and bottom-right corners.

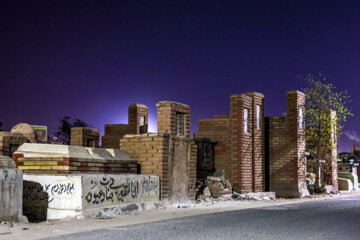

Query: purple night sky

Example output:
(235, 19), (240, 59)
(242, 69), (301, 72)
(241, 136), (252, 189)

(1, 1), (359, 152)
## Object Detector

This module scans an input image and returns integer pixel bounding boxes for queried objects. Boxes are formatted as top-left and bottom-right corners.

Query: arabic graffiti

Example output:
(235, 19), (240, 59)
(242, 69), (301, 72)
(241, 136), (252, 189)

(84, 177), (139, 205)
(84, 176), (159, 205)
(141, 178), (159, 195)
(23, 179), (76, 203)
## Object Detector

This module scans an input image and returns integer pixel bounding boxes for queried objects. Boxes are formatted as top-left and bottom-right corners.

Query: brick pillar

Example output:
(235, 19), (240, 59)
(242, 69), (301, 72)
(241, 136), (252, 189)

(128, 104), (148, 134)
(245, 92), (265, 192)
(157, 102), (191, 137)
(330, 110), (338, 191)
(71, 127), (100, 147)
(230, 94), (253, 193)
(286, 91), (307, 188)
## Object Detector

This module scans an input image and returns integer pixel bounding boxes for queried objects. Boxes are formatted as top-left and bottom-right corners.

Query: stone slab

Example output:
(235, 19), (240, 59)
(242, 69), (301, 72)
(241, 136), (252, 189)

(0, 169), (23, 222)
(270, 182), (310, 198)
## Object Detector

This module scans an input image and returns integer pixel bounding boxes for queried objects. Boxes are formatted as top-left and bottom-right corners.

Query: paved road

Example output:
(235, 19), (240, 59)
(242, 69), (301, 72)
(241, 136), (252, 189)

(44, 195), (360, 240)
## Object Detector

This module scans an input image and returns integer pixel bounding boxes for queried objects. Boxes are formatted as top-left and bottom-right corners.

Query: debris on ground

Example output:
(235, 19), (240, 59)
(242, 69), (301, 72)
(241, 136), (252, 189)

(232, 192), (276, 201)
(196, 176), (276, 203)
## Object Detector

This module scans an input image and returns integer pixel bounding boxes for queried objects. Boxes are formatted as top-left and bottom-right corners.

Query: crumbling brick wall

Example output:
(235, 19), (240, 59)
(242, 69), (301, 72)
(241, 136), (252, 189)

(195, 115), (231, 181)
(120, 134), (197, 200)
(120, 102), (197, 201)
(265, 91), (308, 198)
(71, 127), (100, 147)
(195, 92), (265, 193)
(102, 104), (148, 149)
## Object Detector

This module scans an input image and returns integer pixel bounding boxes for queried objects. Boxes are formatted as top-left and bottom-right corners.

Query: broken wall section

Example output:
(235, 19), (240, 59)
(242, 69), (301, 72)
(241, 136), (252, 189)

(120, 102), (197, 201)
(71, 127), (100, 148)
(102, 104), (148, 149)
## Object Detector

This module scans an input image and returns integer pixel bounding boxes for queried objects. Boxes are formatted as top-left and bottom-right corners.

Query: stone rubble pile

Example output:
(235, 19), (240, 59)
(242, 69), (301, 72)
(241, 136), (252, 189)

(232, 192), (276, 201)
(196, 176), (276, 202)
(196, 176), (233, 201)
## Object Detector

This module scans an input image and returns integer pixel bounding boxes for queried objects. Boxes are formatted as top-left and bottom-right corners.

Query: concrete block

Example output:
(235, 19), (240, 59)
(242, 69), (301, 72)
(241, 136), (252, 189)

(338, 178), (353, 191)
(338, 172), (358, 190)
(23, 174), (160, 220)
(0, 169), (23, 222)
(271, 182), (310, 198)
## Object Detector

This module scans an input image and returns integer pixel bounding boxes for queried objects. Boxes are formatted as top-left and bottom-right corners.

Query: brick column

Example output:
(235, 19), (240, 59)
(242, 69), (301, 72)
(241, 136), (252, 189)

(128, 104), (148, 134)
(230, 94), (253, 193)
(245, 92), (265, 192)
(330, 110), (338, 191)
(157, 101), (191, 137)
(286, 91), (307, 188)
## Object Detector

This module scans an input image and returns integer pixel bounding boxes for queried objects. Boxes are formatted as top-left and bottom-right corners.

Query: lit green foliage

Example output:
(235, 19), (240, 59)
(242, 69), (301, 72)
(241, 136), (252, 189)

(302, 73), (353, 191)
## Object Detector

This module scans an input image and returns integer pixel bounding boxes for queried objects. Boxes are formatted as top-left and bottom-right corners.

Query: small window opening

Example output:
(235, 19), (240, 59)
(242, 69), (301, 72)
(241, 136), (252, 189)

(176, 113), (184, 136)
(244, 108), (249, 133)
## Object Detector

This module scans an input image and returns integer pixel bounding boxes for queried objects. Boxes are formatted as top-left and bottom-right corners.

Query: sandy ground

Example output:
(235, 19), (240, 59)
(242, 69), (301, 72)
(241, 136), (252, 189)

(1, 191), (359, 240)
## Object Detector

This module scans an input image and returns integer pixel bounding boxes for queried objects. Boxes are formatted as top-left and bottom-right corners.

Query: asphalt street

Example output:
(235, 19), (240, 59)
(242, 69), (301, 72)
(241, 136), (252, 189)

(43, 195), (360, 240)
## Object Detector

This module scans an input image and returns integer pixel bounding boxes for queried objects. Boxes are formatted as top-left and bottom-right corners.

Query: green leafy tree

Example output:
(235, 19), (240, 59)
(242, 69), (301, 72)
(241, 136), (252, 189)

(302, 73), (353, 192)
(54, 116), (89, 145)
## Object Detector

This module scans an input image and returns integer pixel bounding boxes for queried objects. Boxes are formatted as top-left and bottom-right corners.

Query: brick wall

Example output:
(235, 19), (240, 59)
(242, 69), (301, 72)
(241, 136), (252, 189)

(265, 91), (309, 198)
(120, 134), (197, 200)
(195, 115), (231, 182)
(71, 127), (100, 148)
(195, 92), (265, 193)
(102, 104), (149, 149)
(102, 124), (130, 149)
(0, 132), (28, 157)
